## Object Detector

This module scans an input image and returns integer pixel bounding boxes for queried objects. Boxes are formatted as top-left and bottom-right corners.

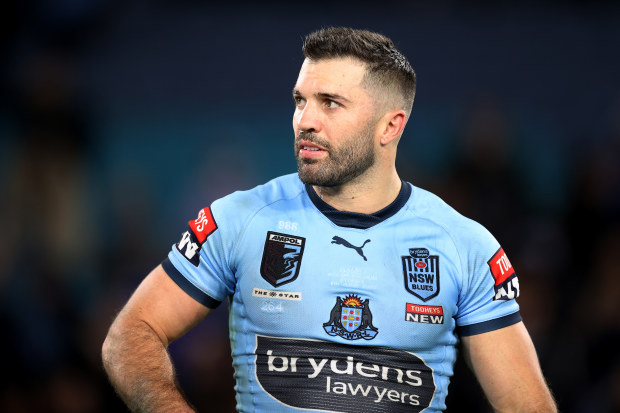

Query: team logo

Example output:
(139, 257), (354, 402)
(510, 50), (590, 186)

(260, 231), (306, 287)
(323, 295), (378, 340)
(331, 236), (371, 261)
(402, 250), (440, 301)
(488, 247), (520, 301)
(175, 207), (218, 267)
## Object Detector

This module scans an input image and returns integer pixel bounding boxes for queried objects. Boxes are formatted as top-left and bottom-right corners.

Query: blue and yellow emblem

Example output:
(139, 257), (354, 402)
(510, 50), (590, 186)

(323, 295), (378, 340)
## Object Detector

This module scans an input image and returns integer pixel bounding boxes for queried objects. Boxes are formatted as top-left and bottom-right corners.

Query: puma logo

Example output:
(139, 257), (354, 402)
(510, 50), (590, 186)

(331, 236), (371, 261)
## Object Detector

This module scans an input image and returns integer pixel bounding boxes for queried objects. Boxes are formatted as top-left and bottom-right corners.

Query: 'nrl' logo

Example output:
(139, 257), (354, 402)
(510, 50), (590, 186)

(323, 295), (378, 340)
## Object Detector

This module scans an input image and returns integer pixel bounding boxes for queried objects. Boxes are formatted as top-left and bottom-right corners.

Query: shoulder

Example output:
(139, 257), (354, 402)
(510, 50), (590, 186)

(405, 183), (497, 248)
(211, 173), (305, 223)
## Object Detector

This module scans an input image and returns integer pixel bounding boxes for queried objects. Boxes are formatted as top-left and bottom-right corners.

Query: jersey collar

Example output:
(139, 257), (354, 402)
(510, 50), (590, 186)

(304, 181), (412, 229)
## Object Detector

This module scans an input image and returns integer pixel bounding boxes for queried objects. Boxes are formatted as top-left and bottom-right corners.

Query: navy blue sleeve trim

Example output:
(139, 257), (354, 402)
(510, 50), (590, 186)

(457, 311), (522, 336)
(161, 257), (222, 309)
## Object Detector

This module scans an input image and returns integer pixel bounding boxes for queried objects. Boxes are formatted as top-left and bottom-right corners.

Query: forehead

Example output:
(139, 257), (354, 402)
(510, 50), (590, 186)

(295, 57), (368, 95)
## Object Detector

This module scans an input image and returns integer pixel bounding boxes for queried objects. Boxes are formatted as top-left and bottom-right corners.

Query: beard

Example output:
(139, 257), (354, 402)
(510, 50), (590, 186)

(295, 122), (376, 187)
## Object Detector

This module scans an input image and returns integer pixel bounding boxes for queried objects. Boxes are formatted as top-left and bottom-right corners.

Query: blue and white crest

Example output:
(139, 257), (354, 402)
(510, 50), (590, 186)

(323, 295), (378, 340)
(341, 306), (362, 332)
(402, 254), (440, 301)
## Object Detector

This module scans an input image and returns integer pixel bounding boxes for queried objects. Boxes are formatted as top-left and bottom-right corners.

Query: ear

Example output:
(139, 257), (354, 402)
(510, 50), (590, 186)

(379, 110), (407, 145)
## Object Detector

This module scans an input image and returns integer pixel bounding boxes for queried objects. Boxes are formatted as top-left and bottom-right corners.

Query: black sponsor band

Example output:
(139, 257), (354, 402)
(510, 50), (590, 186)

(255, 335), (436, 412)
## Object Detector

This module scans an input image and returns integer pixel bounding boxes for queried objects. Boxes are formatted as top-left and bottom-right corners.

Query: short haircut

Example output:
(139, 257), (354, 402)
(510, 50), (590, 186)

(302, 27), (416, 115)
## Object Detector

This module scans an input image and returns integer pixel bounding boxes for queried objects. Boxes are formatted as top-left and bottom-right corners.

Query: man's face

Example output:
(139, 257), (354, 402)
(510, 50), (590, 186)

(293, 58), (380, 187)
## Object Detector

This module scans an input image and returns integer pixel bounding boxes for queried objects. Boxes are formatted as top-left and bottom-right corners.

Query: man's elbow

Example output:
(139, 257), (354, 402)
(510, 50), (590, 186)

(101, 313), (131, 375)
(101, 322), (118, 374)
(493, 391), (557, 413)
(522, 383), (557, 413)
(529, 394), (558, 413)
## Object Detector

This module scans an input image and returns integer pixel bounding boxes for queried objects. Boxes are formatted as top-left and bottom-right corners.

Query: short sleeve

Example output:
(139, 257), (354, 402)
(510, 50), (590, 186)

(454, 224), (521, 336)
(163, 202), (237, 309)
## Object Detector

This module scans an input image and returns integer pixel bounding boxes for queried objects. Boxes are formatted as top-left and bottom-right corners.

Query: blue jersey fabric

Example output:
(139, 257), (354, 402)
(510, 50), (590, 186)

(163, 173), (521, 412)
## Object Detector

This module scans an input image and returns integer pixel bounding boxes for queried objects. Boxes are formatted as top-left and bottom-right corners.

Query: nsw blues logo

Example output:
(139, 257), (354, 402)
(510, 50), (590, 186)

(402, 249), (440, 301)
(323, 295), (378, 340)
(260, 232), (306, 287)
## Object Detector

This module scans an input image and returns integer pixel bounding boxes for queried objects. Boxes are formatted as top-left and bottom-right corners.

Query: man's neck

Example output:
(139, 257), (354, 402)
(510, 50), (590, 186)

(312, 170), (402, 214)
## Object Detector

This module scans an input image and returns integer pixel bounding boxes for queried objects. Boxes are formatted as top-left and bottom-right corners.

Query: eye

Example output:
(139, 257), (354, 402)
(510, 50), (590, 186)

(326, 100), (340, 109)
(293, 96), (305, 108)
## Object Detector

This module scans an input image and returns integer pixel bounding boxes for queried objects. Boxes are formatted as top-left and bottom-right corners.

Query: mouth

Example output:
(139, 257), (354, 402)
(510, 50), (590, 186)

(297, 139), (327, 159)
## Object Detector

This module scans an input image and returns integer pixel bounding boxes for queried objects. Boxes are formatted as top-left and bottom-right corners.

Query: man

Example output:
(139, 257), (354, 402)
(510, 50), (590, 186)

(102, 27), (556, 412)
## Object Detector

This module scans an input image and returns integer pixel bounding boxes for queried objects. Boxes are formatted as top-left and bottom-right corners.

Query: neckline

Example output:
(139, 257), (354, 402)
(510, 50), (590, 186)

(304, 181), (412, 229)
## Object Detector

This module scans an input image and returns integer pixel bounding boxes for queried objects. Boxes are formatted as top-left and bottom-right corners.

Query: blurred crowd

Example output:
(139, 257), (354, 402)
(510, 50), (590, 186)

(1, 1), (619, 412)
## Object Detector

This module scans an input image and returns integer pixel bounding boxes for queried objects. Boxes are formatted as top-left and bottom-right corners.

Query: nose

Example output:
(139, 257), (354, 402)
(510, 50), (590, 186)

(294, 101), (321, 134)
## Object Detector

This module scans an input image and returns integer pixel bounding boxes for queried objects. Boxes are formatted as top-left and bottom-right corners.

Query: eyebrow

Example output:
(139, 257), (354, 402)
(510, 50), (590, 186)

(292, 88), (351, 103)
(317, 92), (350, 102)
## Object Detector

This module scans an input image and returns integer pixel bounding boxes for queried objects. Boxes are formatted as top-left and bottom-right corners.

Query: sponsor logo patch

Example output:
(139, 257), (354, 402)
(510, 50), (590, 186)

(176, 230), (201, 266)
(188, 207), (218, 243)
(175, 207), (218, 267)
(331, 236), (371, 261)
(405, 304), (444, 324)
(323, 295), (378, 340)
(402, 252), (440, 302)
(409, 248), (429, 258)
(254, 335), (436, 412)
(488, 247), (520, 301)
(252, 288), (302, 301)
(260, 232), (306, 287)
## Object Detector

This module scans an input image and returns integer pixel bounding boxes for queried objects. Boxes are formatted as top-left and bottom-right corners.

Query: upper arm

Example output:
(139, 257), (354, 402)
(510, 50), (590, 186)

(461, 321), (556, 412)
(113, 264), (212, 346)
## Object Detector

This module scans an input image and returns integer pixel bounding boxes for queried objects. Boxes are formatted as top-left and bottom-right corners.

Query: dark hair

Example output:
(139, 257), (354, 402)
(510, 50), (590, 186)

(302, 27), (416, 114)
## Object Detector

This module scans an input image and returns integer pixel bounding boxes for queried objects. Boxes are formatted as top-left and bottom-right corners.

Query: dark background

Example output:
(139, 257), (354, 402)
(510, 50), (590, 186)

(1, 1), (619, 412)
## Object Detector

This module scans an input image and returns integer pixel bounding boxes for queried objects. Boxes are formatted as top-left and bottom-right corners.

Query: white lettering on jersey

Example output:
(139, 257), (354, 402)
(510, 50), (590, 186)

(194, 209), (209, 232)
(178, 231), (200, 259)
(269, 233), (303, 245)
(278, 220), (298, 231)
(494, 277), (520, 300)
(495, 253), (513, 275)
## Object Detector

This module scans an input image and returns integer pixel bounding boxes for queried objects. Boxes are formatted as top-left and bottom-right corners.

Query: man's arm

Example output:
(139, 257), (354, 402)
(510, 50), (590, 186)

(461, 321), (557, 413)
(102, 264), (211, 412)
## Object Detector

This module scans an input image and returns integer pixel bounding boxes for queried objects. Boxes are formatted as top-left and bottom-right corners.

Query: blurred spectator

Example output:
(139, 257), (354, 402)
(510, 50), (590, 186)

(0, 48), (105, 411)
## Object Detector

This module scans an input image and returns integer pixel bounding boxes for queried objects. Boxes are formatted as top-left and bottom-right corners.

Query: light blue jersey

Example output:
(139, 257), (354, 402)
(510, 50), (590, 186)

(163, 173), (521, 412)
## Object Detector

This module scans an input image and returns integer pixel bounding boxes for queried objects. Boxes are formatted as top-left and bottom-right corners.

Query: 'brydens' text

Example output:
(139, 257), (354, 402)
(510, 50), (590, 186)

(255, 335), (436, 413)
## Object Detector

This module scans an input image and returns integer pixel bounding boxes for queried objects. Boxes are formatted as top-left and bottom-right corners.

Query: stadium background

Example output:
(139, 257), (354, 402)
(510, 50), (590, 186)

(1, 1), (619, 412)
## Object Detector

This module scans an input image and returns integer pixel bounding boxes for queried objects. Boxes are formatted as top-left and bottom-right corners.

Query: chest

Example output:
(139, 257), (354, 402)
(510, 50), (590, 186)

(229, 211), (462, 351)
